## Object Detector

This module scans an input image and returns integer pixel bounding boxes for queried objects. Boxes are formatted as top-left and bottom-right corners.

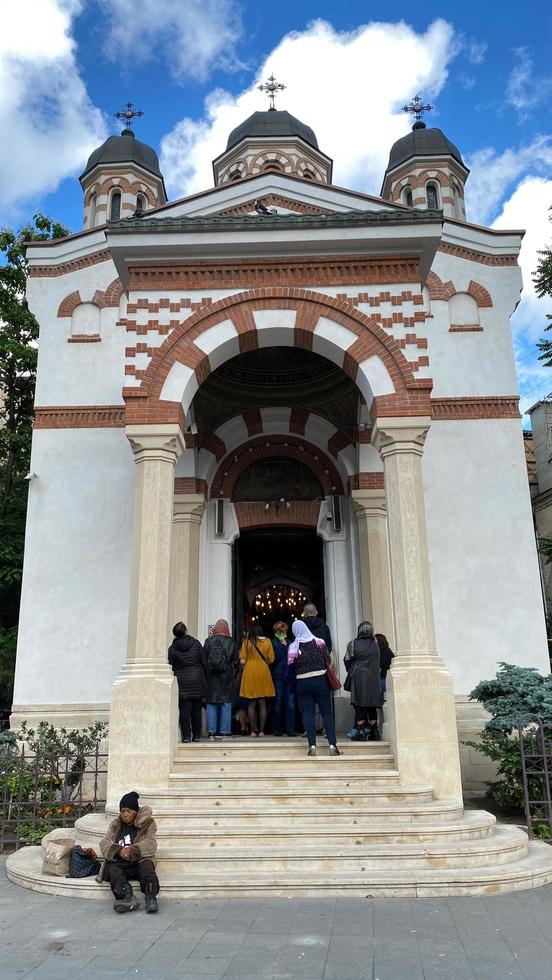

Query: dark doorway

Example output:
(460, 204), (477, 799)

(232, 528), (325, 641)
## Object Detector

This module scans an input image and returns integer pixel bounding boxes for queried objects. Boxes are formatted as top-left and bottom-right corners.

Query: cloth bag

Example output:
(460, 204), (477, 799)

(41, 838), (74, 877)
(67, 844), (101, 878)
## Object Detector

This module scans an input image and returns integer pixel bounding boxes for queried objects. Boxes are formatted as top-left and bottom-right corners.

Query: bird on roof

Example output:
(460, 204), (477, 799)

(254, 199), (273, 215)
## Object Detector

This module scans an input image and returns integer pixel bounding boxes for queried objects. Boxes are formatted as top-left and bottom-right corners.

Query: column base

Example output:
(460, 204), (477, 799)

(387, 658), (463, 802)
(106, 662), (178, 804)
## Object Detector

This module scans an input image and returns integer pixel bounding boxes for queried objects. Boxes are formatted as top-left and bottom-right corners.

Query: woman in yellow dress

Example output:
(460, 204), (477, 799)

(239, 624), (275, 737)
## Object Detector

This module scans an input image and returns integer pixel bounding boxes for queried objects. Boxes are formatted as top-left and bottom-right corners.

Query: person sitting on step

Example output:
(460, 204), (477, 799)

(97, 791), (159, 914)
(344, 622), (382, 741)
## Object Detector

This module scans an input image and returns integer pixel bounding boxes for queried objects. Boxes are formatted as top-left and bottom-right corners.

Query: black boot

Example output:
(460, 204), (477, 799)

(113, 882), (139, 913)
(368, 723), (380, 741)
(350, 726), (367, 741)
(145, 892), (159, 913)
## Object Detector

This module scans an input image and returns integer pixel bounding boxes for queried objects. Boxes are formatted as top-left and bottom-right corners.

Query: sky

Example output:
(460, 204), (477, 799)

(1, 0), (551, 420)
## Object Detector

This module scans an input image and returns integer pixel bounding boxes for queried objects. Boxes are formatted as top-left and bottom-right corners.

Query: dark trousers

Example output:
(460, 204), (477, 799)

(272, 676), (296, 735)
(354, 705), (378, 724)
(179, 696), (202, 741)
(297, 674), (337, 747)
(104, 858), (159, 896)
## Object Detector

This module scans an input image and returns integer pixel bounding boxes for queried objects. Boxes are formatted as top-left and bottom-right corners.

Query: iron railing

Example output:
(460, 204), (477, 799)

(0, 740), (107, 852)
(518, 717), (552, 840)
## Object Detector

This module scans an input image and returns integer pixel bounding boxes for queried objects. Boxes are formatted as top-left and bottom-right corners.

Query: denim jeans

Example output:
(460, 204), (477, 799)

(272, 676), (296, 735)
(206, 701), (232, 735)
(297, 674), (336, 747)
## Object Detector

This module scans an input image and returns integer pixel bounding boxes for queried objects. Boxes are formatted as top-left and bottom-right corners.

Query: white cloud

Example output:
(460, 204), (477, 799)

(99, 0), (243, 82)
(160, 17), (457, 199)
(506, 48), (552, 121)
(0, 0), (106, 216)
(492, 177), (552, 413)
(465, 136), (552, 226)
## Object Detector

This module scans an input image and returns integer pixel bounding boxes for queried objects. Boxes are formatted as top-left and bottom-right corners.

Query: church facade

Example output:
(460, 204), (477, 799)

(13, 103), (548, 799)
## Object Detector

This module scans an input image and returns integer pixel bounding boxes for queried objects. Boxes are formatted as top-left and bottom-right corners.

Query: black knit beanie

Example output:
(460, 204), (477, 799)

(119, 791), (139, 812)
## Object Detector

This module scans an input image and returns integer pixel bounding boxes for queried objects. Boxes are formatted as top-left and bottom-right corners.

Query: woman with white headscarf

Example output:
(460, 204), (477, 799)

(288, 620), (340, 757)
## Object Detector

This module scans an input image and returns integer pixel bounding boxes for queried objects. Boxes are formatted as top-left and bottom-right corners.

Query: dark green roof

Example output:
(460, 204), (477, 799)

(386, 127), (466, 172)
(226, 111), (319, 151)
(80, 133), (162, 183)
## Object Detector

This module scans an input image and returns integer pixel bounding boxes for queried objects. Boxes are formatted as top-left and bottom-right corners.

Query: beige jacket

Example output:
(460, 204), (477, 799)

(96, 805), (158, 881)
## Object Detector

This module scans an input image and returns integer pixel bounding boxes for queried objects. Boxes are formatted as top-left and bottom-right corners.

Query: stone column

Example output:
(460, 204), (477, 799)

(169, 494), (206, 639)
(372, 417), (463, 801)
(107, 424), (185, 803)
(351, 489), (395, 644)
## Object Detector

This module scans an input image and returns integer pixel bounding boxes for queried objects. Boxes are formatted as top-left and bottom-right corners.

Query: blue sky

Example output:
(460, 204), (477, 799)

(2, 0), (551, 419)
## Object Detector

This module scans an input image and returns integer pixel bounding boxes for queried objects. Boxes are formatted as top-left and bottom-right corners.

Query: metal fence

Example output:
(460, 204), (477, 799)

(0, 741), (107, 852)
(518, 717), (552, 840)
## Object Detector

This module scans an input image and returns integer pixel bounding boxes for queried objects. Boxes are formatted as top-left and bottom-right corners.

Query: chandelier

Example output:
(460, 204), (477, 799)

(252, 584), (307, 621)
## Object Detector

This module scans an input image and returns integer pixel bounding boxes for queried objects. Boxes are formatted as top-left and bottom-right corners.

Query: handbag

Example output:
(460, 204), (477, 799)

(67, 844), (101, 878)
(325, 663), (342, 691)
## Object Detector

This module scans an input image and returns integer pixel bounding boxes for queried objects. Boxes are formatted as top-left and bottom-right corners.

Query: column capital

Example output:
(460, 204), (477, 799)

(125, 424), (185, 464)
(351, 489), (386, 518)
(173, 493), (206, 524)
(371, 416), (431, 459)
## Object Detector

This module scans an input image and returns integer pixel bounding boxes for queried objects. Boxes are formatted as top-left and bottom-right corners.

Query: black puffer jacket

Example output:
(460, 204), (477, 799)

(203, 634), (239, 703)
(303, 616), (333, 655)
(168, 634), (208, 699)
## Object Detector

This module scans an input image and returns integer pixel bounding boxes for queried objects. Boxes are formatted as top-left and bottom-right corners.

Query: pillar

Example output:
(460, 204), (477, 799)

(372, 417), (463, 801)
(169, 494), (206, 639)
(107, 424), (185, 802)
(351, 489), (395, 644)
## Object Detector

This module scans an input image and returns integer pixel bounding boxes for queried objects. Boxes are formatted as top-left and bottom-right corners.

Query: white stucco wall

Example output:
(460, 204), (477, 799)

(423, 418), (549, 693)
(13, 428), (134, 707)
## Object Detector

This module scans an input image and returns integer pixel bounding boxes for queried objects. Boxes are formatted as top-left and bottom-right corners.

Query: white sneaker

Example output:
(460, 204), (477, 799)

(308, 745), (317, 757)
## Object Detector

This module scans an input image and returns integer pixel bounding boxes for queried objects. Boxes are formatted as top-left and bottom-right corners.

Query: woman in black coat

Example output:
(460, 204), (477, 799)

(203, 619), (240, 740)
(344, 621), (382, 741)
(168, 622), (207, 742)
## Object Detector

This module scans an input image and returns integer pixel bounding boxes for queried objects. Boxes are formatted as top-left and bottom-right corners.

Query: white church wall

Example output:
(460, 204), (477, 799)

(12, 427), (134, 721)
(423, 417), (549, 695)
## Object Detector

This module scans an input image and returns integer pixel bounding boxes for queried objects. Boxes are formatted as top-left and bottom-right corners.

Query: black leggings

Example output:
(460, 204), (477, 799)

(179, 697), (202, 741)
(354, 706), (378, 724)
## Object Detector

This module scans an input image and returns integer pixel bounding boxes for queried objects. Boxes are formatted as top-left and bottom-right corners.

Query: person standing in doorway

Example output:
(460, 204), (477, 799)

(204, 619), (239, 740)
(270, 621), (296, 737)
(344, 622), (382, 741)
(168, 623), (207, 742)
(289, 620), (340, 757)
(239, 624), (275, 737)
(302, 603), (333, 655)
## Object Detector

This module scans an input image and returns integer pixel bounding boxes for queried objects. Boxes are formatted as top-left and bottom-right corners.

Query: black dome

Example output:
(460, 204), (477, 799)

(386, 126), (465, 172)
(80, 133), (162, 183)
(226, 110), (319, 151)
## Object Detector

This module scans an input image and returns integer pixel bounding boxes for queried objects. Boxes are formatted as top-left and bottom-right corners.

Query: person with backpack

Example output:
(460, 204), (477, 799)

(203, 619), (239, 740)
(168, 622), (207, 742)
(344, 621), (382, 741)
(239, 624), (275, 737)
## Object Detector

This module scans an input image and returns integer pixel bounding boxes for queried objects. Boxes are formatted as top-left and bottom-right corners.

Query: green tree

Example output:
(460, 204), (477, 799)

(535, 204), (552, 367)
(0, 214), (69, 708)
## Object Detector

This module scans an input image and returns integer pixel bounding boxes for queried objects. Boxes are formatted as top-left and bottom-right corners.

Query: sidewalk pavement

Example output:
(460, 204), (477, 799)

(2, 857), (552, 979)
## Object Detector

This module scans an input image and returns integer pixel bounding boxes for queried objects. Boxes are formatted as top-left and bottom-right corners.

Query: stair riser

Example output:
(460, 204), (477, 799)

(171, 759), (395, 773)
(167, 777), (400, 792)
(136, 804), (460, 824)
(153, 845), (528, 873)
(174, 746), (391, 759)
(142, 793), (435, 810)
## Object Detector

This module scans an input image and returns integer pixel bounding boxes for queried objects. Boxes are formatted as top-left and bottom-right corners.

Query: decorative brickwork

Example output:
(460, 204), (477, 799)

(467, 280), (493, 308)
(92, 278), (124, 308)
(431, 396), (521, 420)
(210, 435), (343, 499)
(327, 430), (351, 458)
(242, 408), (263, 436)
(127, 256), (421, 292)
(30, 250), (111, 278)
(203, 433), (227, 461)
(234, 500), (321, 529)
(174, 477), (207, 495)
(289, 408), (309, 435)
(426, 271), (456, 301)
(449, 324), (483, 333)
(438, 242), (518, 267)
(34, 406), (125, 429)
(57, 291), (82, 317)
(348, 472), (385, 491)
(68, 335), (101, 343)
(216, 195), (332, 217)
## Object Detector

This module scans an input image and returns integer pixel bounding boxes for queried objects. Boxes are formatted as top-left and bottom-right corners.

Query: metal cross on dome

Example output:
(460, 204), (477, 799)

(402, 94), (433, 128)
(114, 101), (144, 135)
(258, 73), (286, 110)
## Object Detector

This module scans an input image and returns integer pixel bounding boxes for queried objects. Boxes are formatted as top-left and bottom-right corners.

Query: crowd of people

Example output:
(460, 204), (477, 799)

(167, 603), (394, 753)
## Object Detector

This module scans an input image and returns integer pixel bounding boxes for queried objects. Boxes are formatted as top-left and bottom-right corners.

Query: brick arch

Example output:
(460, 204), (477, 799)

(426, 271), (456, 301)
(57, 290), (83, 318)
(467, 280), (493, 308)
(123, 288), (428, 427)
(92, 278), (124, 308)
(210, 435), (344, 499)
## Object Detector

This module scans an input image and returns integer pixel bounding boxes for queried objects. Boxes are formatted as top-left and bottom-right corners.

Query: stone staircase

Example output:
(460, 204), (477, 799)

(7, 738), (552, 898)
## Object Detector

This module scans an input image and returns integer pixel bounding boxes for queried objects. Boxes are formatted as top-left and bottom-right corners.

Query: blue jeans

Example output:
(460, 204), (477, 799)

(206, 702), (232, 735)
(297, 674), (336, 747)
(272, 676), (296, 735)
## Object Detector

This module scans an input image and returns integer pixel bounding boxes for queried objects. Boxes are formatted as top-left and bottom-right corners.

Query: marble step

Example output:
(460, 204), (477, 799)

(74, 809), (496, 846)
(141, 783), (435, 808)
(171, 754), (396, 773)
(167, 770), (401, 792)
(151, 826), (528, 872)
(8, 840), (552, 898)
(174, 740), (391, 759)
